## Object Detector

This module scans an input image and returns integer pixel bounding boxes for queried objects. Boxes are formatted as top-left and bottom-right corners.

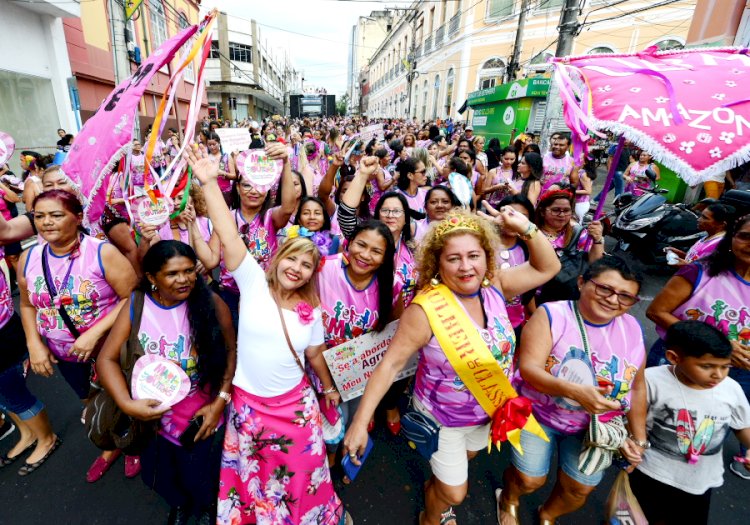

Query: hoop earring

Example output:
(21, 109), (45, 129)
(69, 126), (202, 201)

(430, 273), (441, 286)
(151, 283), (157, 292)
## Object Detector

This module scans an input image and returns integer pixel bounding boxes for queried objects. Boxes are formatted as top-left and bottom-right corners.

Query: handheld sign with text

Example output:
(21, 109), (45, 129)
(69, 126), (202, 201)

(235, 149), (283, 193)
(136, 196), (173, 226)
(214, 128), (251, 153)
(359, 124), (384, 145)
(131, 354), (191, 408)
(322, 321), (417, 402)
(0, 132), (15, 166)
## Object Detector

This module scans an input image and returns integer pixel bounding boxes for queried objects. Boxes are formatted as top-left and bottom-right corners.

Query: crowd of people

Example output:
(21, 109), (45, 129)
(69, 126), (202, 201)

(0, 114), (749, 525)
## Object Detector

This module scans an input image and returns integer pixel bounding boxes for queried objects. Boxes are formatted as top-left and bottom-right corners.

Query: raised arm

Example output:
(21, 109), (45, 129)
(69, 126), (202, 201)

(480, 201), (560, 298)
(318, 153), (343, 215)
(0, 212), (34, 243)
(185, 145), (246, 272)
(269, 142), (297, 230)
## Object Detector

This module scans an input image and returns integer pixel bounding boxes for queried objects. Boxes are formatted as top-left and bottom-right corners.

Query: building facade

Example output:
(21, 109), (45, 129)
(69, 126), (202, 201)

(0, 0), (80, 173)
(347, 11), (391, 115)
(363, 0), (695, 121)
(204, 11), (291, 122)
(63, 0), (204, 139)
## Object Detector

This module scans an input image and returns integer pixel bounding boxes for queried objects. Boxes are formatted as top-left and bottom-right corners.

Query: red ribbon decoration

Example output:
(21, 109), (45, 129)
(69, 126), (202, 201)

(491, 397), (533, 444)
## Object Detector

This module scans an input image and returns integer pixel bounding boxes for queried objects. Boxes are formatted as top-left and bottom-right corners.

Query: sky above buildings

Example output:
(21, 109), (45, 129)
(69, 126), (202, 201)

(202, 0), (389, 96)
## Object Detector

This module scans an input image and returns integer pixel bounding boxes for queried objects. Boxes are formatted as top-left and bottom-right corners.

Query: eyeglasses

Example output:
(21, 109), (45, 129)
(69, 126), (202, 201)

(414, 169), (426, 174)
(547, 208), (572, 216)
(239, 183), (255, 192)
(380, 208), (405, 217)
(588, 279), (640, 306)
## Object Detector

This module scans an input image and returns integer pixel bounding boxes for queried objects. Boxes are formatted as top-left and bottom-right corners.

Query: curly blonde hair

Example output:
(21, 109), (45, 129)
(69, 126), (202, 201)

(415, 209), (500, 290)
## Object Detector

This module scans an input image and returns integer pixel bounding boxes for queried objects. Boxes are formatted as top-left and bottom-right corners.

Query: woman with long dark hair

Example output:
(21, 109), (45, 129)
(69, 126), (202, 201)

(205, 132), (236, 205)
(509, 152), (543, 206)
(395, 157), (429, 214)
(96, 240), (235, 524)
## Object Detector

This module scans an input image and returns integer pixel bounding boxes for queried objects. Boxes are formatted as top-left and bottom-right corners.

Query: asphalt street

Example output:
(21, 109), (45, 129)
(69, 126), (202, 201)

(3, 177), (750, 524)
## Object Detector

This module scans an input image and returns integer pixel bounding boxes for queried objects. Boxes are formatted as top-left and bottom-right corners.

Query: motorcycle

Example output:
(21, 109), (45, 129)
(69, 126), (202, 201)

(609, 169), (702, 265)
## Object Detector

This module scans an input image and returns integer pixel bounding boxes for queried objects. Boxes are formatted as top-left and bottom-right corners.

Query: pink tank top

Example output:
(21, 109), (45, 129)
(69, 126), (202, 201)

(318, 254), (379, 348)
(685, 233), (724, 263)
(157, 217), (212, 245)
(137, 293), (211, 445)
(495, 243), (527, 328)
(219, 208), (277, 293)
(629, 163), (652, 197)
(0, 247), (12, 329)
(542, 152), (574, 193)
(130, 154), (145, 186)
(488, 168), (514, 206)
(24, 235), (120, 361)
(515, 301), (645, 435)
(575, 177), (589, 204)
(413, 286), (516, 427)
(398, 187), (428, 214)
(666, 264), (750, 343)
(369, 168), (393, 214)
(414, 218), (431, 243)
(394, 239), (417, 308)
(213, 153), (231, 193)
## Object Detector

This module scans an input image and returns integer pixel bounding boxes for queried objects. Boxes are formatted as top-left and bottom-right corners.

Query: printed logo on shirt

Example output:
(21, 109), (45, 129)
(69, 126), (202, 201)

(684, 300), (750, 344)
(322, 301), (377, 347)
(30, 275), (102, 330)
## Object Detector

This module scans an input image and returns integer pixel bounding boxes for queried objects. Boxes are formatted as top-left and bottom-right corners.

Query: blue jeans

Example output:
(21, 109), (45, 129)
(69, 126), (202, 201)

(594, 170), (624, 201)
(0, 358), (44, 420)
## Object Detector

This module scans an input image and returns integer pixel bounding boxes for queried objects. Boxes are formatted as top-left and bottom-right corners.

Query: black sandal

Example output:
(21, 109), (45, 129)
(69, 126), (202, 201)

(0, 440), (36, 467)
(18, 437), (61, 476)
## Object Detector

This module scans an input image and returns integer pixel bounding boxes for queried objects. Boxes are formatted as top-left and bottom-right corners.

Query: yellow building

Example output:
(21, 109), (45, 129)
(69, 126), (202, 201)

(64, 0), (204, 137)
(364, 0), (694, 121)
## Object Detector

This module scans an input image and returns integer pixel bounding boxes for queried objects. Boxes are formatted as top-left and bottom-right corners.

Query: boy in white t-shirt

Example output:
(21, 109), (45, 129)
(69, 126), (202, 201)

(631, 321), (750, 524)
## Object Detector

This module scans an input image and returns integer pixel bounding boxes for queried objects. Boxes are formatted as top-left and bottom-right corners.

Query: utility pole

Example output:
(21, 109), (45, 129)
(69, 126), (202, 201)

(406, 11), (420, 121)
(539, 0), (580, 153)
(506, 0), (531, 83)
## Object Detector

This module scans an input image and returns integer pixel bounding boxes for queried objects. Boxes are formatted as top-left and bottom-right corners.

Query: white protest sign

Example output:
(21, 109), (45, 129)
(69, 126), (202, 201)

(235, 149), (283, 193)
(359, 124), (384, 145)
(322, 321), (417, 402)
(136, 196), (173, 226)
(215, 128), (251, 153)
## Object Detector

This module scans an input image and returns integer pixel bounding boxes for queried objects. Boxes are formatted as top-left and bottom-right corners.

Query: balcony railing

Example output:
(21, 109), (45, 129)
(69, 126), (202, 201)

(435, 26), (445, 48)
(449, 13), (461, 36)
(424, 35), (433, 53)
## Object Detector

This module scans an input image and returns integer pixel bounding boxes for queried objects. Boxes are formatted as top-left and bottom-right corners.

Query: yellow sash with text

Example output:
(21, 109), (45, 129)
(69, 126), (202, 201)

(412, 284), (548, 453)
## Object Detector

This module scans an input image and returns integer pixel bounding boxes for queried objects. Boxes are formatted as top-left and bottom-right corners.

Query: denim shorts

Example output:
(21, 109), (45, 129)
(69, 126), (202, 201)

(510, 422), (604, 487)
(0, 358), (44, 420)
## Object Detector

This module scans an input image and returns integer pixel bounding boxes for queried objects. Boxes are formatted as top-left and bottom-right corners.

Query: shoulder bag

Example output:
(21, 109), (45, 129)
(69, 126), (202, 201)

(573, 302), (629, 476)
(84, 291), (157, 454)
(537, 225), (588, 306)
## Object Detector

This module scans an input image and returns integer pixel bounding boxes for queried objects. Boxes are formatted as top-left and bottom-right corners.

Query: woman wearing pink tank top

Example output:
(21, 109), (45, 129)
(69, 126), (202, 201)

(195, 142), (298, 329)
(501, 256), (648, 525)
(97, 240), (235, 523)
(343, 207), (560, 525)
(17, 190), (138, 481)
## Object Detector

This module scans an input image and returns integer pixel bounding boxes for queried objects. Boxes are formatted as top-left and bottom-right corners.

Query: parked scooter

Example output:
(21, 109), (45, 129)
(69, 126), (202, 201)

(609, 169), (702, 265)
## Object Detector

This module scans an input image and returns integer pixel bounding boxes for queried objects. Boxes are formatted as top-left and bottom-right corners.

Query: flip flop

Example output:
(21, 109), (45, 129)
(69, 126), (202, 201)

(0, 440), (37, 467)
(18, 437), (62, 476)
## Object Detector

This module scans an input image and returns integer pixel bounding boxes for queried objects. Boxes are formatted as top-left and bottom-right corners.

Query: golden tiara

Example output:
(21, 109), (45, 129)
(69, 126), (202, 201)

(434, 212), (482, 240)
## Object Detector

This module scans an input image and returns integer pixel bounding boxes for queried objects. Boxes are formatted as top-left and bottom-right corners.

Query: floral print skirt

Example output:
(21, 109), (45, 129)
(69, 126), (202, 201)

(217, 380), (344, 525)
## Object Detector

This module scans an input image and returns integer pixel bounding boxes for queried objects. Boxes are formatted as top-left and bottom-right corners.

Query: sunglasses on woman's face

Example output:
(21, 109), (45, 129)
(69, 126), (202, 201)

(588, 279), (640, 306)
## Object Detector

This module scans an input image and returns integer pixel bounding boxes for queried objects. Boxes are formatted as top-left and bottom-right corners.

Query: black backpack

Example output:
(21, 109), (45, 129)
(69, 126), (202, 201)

(537, 225), (588, 305)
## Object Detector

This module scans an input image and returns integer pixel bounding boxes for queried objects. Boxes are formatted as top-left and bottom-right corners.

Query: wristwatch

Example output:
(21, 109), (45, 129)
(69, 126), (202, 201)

(218, 391), (232, 404)
(628, 435), (651, 449)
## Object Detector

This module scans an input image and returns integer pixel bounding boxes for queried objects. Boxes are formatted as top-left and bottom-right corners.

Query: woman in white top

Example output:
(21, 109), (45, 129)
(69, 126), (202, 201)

(186, 145), (352, 525)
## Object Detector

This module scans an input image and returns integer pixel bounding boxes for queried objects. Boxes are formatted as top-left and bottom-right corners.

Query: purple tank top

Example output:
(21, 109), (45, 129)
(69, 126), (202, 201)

(413, 287), (516, 427)
(318, 254), (379, 348)
(157, 216), (212, 245)
(398, 187), (428, 214)
(666, 264), (750, 343)
(219, 208), (278, 293)
(24, 235), (120, 361)
(515, 301), (645, 434)
(542, 153), (574, 193)
(130, 154), (145, 186)
(0, 247), (12, 329)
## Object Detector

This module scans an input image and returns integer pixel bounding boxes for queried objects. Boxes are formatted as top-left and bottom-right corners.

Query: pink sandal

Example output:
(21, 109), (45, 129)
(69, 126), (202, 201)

(86, 449), (122, 483)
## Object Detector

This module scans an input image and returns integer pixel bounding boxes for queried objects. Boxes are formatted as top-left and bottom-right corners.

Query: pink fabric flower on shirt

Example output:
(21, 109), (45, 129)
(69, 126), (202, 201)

(295, 301), (314, 325)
